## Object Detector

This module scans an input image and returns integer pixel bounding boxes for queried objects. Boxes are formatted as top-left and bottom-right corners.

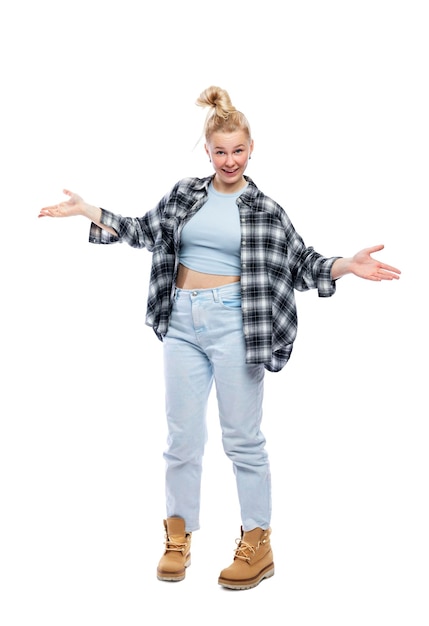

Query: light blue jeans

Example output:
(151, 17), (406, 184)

(163, 282), (271, 533)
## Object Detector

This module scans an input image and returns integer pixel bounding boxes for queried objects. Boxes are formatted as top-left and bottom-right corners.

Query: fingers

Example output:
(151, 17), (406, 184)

(367, 244), (401, 279)
(379, 262), (401, 275)
(38, 201), (67, 218)
(38, 207), (59, 217)
(38, 205), (56, 217)
(62, 189), (83, 204)
(367, 244), (385, 254)
(376, 266), (400, 280)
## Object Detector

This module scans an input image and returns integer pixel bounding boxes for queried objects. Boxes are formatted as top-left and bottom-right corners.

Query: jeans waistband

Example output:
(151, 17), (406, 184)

(174, 281), (241, 301)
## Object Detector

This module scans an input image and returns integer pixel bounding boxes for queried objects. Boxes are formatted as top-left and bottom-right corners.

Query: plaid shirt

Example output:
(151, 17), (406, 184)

(89, 176), (340, 372)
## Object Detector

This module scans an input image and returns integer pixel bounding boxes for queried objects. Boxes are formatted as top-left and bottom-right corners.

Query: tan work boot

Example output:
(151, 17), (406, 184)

(218, 527), (274, 590)
(157, 517), (192, 582)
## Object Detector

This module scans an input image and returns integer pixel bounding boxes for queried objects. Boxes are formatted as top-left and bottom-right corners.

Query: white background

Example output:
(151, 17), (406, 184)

(1, 1), (428, 624)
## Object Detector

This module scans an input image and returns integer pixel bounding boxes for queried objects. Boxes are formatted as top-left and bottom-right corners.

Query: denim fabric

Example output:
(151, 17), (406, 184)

(163, 282), (271, 532)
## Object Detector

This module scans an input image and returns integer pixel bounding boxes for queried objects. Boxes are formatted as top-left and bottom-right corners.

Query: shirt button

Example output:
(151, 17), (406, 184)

(242, 240), (246, 245)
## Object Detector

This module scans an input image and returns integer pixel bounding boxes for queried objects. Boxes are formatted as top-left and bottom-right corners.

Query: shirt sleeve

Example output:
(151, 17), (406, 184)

(89, 209), (122, 245)
(87, 190), (171, 250)
(281, 212), (341, 297)
(315, 255), (342, 297)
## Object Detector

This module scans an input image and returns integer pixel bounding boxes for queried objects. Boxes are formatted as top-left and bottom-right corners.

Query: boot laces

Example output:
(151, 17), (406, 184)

(234, 538), (259, 562)
(165, 537), (188, 555)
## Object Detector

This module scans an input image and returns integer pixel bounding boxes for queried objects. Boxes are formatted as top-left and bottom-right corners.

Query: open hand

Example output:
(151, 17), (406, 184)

(38, 189), (85, 218)
(350, 245), (401, 281)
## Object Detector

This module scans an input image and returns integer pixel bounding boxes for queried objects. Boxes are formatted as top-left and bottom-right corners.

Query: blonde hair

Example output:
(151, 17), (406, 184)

(196, 86), (252, 142)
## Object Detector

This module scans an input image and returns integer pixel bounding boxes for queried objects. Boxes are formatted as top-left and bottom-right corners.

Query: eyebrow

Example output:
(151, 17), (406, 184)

(213, 144), (246, 150)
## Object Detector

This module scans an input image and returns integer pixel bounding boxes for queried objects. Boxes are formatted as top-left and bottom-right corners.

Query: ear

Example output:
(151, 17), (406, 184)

(249, 139), (254, 157)
(204, 143), (210, 158)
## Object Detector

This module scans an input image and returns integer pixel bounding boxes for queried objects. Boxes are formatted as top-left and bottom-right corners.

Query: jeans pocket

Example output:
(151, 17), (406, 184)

(219, 293), (242, 309)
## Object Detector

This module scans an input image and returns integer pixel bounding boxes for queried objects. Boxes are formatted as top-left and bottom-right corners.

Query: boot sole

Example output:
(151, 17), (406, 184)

(218, 564), (275, 590)
(157, 557), (191, 582)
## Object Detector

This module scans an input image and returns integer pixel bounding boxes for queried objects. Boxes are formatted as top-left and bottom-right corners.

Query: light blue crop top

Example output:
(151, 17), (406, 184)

(179, 182), (246, 275)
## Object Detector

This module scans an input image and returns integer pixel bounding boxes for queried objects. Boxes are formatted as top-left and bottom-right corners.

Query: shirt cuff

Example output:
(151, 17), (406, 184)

(317, 256), (342, 297)
(88, 208), (120, 244)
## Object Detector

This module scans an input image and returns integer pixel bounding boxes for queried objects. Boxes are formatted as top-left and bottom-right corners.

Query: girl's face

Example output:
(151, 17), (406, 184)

(205, 130), (253, 194)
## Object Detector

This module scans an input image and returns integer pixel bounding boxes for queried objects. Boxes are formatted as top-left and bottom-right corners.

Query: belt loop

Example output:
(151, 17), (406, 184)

(212, 288), (219, 303)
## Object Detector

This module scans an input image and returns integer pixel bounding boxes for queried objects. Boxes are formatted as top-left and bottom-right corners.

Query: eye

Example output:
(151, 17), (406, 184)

(235, 149), (243, 154)
(216, 150), (225, 155)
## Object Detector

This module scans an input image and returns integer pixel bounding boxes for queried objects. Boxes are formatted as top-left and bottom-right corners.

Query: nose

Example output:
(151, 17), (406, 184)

(225, 153), (236, 166)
